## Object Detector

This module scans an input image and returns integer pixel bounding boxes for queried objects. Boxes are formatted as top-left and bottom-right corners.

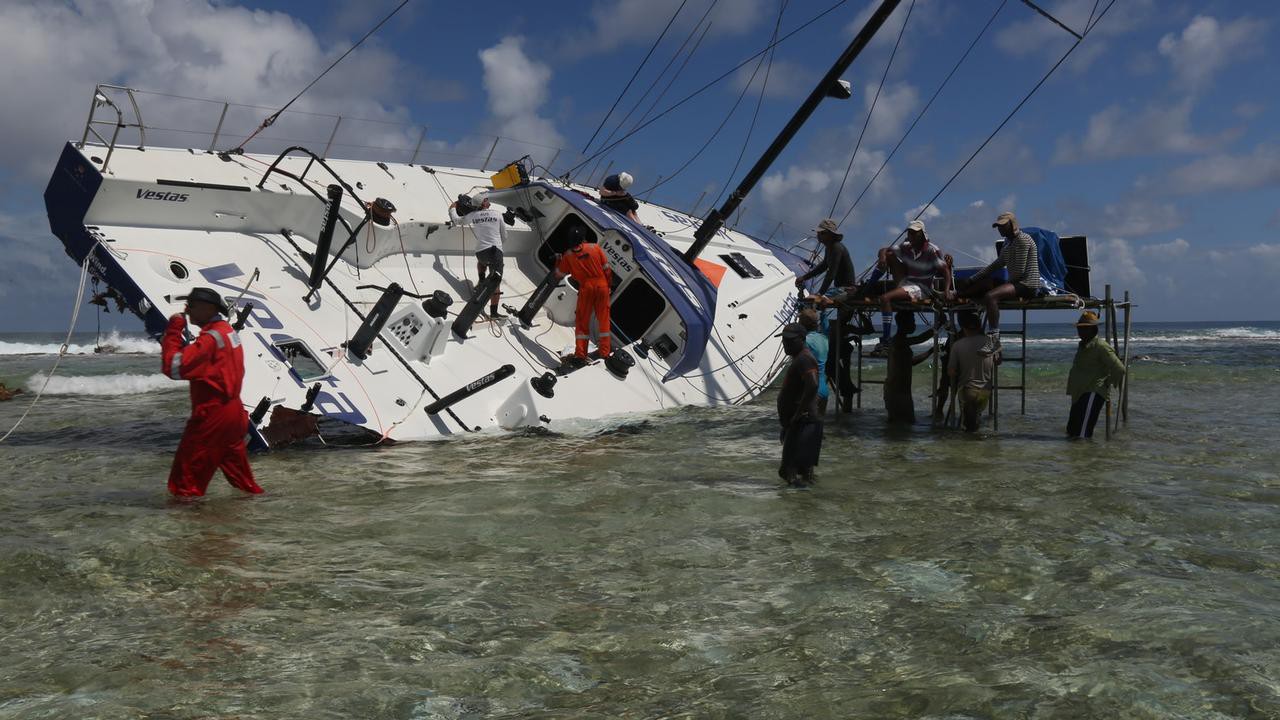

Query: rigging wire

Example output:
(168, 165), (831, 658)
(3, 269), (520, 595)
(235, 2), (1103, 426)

(714, 0), (789, 209)
(893, 0), (1119, 242)
(565, 0), (853, 177)
(837, 0), (1008, 227)
(232, 0), (412, 152)
(828, 0), (915, 218)
(581, 0), (691, 154)
(587, 0), (720, 172)
(636, 13), (781, 197)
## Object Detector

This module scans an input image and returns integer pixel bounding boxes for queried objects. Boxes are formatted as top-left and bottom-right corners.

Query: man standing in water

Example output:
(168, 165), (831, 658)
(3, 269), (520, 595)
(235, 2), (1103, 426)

(161, 287), (263, 498)
(777, 323), (822, 487)
(1066, 311), (1126, 439)
(947, 311), (996, 432)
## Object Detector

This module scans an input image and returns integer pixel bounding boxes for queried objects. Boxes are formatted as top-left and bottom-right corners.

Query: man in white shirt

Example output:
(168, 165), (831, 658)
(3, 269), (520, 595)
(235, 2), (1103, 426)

(449, 193), (508, 318)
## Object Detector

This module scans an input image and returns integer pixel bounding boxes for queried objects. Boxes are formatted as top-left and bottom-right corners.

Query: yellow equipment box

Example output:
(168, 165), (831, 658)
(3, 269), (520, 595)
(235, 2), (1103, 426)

(489, 162), (529, 190)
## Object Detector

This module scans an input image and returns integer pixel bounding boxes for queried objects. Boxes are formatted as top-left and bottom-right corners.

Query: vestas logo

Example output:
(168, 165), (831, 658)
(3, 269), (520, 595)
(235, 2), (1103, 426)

(136, 189), (189, 202)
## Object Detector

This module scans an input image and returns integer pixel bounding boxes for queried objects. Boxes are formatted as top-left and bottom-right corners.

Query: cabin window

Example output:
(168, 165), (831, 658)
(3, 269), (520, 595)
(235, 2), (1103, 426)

(273, 339), (329, 382)
(537, 214), (598, 270)
(611, 278), (667, 344)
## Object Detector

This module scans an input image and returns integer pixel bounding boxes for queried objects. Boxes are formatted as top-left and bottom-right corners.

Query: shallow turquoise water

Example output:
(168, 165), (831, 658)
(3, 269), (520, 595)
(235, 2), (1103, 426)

(1, 324), (1278, 718)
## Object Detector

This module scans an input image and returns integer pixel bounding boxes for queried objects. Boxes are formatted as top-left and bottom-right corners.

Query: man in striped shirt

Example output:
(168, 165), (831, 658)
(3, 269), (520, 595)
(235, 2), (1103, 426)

(961, 211), (1041, 346)
(872, 219), (954, 352)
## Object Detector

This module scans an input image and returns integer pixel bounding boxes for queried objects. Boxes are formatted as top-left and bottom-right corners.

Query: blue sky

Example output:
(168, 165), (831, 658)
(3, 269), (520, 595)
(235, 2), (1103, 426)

(1, 0), (1277, 330)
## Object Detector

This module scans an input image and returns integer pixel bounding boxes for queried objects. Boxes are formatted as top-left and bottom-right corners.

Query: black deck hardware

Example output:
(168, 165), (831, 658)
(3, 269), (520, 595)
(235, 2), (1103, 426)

(719, 252), (764, 279)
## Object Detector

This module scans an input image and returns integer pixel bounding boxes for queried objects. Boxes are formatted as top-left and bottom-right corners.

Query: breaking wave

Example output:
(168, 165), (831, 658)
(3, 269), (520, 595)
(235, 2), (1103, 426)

(0, 331), (157, 356)
(26, 372), (178, 396)
(1025, 327), (1280, 345)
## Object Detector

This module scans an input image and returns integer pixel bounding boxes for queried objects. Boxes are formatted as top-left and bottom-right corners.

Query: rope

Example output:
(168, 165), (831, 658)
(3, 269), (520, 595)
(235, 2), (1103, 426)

(1, 241), (101, 444)
(581, 0), (690, 154)
(837, 0), (1008, 227)
(231, 0), (412, 151)
(829, 0), (915, 218)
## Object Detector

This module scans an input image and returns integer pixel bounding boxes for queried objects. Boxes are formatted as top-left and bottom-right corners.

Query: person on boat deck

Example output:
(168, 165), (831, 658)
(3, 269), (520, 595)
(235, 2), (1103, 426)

(776, 323), (822, 487)
(1066, 311), (1126, 440)
(161, 287), (263, 499)
(873, 219), (954, 354)
(957, 211), (1040, 349)
(449, 193), (508, 318)
(795, 218), (856, 294)
(597, 172), (640, 221)
(798, 308), (830, 415)
(947, 310), (996, 433)
(555, 226), (614, 365)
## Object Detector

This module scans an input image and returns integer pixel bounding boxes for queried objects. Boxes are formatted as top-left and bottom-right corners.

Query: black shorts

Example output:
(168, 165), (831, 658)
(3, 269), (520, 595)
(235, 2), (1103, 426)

(1067, 391), (1105, 438)
(475, 247), (504, 273)
(1012, 281), (1040, 299)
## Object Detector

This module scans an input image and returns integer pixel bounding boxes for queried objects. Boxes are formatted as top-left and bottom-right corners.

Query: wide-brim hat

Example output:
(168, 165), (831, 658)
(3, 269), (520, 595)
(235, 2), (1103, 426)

(176, 287), (229, 313)
(813, 218), (843, 239)
(1075, 311), (1100, 327)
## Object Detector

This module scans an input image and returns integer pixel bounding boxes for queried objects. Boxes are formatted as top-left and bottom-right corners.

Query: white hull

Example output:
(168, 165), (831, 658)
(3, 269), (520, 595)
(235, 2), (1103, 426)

(46, 143), (800, 444)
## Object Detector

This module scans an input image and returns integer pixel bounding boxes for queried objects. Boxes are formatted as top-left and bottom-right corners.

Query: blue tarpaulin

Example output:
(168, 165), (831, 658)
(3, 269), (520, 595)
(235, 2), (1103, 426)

(1023, 226), (1068, 293)
(543, 185), (718, 381)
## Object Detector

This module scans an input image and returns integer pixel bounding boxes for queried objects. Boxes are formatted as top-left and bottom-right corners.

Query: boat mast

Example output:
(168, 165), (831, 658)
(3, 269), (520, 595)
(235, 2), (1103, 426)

(683, 0), (903, 264)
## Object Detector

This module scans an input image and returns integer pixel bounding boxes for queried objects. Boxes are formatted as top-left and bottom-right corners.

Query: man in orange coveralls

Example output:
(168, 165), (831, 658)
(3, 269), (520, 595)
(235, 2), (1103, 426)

(161, 287), (263, 498)
(555, 228), (613, 366)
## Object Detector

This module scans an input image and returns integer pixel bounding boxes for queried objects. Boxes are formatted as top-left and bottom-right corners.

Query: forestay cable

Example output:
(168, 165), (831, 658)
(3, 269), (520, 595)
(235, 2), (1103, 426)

(231, 0), (413, 152)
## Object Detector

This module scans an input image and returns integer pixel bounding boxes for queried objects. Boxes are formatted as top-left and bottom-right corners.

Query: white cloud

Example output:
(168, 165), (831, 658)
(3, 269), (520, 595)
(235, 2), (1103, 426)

(1157, 15), (1268, 92)
(994, 0), (1154, 71)
(756, 144), (891, 232)
(571, 0), (765, 57)
(1138, 238), (1189, 257)
(1161, 144), (1280, 195)
(732, 59), (812, 100)
(903, 203), (941, 224)
(1090, 237), (1145, 288)
(478, 36), (565, 166)
(0, 0), (441, 180)
(1099, 199), (1184, 237)
(1053, 99), (1236, 163)
(862, 82), (919, 145)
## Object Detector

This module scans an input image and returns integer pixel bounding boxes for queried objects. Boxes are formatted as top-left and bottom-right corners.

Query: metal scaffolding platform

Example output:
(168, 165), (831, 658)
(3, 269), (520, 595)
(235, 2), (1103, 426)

(829, 284), (1133, 438)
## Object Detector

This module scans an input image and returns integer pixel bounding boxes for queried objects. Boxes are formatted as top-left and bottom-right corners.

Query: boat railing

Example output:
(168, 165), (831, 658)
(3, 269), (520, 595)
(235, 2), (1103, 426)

(74, 84), (583, 177)
(77, 84), (147, 171)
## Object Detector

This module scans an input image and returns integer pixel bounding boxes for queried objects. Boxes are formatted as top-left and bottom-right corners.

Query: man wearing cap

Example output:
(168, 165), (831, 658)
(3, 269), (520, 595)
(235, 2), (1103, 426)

(798, 308), (831, 414)
(960, 211), (1041, 346)
(1066, 311), (1126, 439)
(598, 172), (639, 221)
(555, 226), (614, 365)
(161, 288), (263, 498)
(450, 194), (508, 318)
(795, 218), (856, 294)
(872, 219), (954, 353)
(776, 322), (822, 487)
(946, 311), (996, 432)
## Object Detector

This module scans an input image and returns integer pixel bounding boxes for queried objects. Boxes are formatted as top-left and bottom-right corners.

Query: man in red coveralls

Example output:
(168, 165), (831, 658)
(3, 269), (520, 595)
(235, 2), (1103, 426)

(555, 228), (613, 366)
(161, 287), (263, 498)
